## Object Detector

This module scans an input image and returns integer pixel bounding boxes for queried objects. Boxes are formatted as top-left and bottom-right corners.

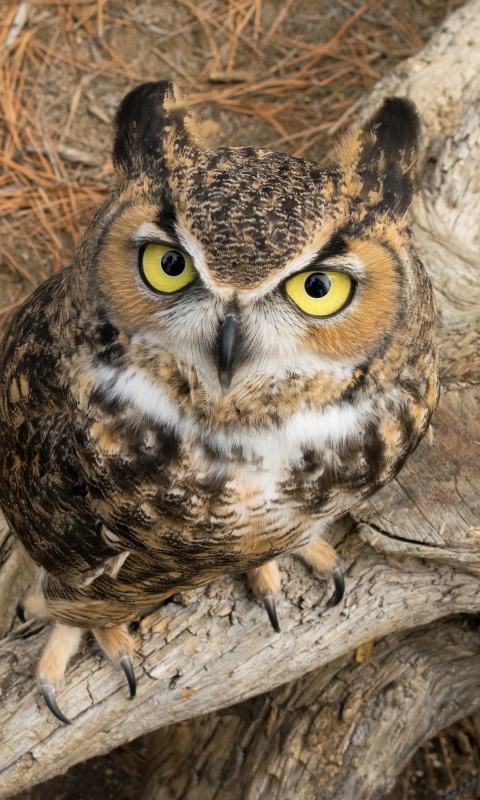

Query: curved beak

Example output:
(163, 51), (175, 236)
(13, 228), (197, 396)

(216, 313), (238, 391)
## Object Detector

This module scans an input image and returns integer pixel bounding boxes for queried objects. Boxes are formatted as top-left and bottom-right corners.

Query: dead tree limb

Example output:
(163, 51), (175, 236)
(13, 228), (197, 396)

(139, 617), (480, 800)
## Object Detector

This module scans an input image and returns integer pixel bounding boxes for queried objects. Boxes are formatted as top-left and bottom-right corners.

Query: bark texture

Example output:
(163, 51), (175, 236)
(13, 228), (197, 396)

(139, 617), (480, 800)
(1, 1), (480, 797)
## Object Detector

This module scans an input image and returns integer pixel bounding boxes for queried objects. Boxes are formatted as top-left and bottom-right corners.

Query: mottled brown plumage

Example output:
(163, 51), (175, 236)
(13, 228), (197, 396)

(0, 82), (438, 722)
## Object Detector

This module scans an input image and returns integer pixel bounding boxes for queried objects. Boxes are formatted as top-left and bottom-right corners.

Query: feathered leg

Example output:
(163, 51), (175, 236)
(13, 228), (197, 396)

(18, 591), (136, 723)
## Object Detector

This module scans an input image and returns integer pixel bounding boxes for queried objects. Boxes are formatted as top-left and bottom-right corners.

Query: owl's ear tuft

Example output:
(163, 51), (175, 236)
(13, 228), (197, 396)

(113, 81), (202, 178)
(334, 97), (421, 216)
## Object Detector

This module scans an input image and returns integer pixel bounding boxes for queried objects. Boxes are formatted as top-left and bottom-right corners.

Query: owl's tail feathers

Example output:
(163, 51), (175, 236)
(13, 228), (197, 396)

(93, 625), (137, 699)
(37, 623), (84, 725)
(248, 561), (281, 633)
(297, 539), (345, 607)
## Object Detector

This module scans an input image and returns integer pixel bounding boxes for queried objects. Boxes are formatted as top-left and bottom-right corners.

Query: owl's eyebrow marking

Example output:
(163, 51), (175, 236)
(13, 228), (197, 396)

(316, 234), (349, 263)
(155, 194), (179, 244)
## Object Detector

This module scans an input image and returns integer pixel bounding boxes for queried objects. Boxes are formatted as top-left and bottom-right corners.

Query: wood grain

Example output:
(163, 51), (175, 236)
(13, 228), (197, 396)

(139, 617), (480, 800)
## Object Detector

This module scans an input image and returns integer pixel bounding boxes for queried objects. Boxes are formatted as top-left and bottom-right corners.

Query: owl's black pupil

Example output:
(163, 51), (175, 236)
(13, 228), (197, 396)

(161, 250), (185, 276)
(304, 272), (331, 298)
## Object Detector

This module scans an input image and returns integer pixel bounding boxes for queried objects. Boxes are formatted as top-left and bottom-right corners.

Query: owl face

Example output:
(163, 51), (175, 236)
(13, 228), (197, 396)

(73, 83), (433, 417)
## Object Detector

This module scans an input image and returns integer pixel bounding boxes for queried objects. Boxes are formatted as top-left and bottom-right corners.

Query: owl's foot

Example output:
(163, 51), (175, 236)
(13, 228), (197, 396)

(38, 623), (83, 725)
(18, 590), (138, 724)
(248, 561), (281, 633)
(298, 539), (345, 607)
(249, 540), (344, 633)
(93, 625), (137, 698)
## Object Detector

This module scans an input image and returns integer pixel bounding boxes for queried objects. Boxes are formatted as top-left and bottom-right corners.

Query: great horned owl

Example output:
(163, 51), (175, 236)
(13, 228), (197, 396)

(0, 82), (438, 723)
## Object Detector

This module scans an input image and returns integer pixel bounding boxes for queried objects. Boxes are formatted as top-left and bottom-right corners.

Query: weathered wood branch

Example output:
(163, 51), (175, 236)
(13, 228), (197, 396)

(1, 1), (480, 797)
(139, 616), (480, 800)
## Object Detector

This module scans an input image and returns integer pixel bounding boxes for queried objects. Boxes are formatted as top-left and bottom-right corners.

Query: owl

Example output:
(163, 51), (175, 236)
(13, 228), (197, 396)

(0, 82), (438, 724)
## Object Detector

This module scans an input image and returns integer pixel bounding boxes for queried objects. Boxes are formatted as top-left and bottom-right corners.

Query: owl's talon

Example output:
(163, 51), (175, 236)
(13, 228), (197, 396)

(16, 602), (26, 623)
(327, 567), (345, 607)
(40, 683), (71, 725)
(119, 653), (137, 698)
(36, 622), (82, 723)
(297, 540), (344, 608)
(263, 594), (281, 633)
(248, 562), (281, 632)
(94, 624), (136, 696)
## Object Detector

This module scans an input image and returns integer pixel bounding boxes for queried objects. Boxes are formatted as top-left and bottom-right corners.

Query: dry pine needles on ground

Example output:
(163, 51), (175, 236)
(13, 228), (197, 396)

(0, 1), (476, 799)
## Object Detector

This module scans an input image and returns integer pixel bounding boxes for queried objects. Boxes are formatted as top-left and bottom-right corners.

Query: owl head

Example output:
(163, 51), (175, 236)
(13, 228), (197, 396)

(74, 81), (433, 418)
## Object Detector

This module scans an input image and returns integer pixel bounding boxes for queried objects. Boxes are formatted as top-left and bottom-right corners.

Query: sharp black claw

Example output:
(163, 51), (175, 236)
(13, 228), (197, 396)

(120, 654), (136, 698)
(263, 594), (281, 633)
(16, 602), (26, 623)
(41, 684), (71, 725)
(327, 567), (345, 607)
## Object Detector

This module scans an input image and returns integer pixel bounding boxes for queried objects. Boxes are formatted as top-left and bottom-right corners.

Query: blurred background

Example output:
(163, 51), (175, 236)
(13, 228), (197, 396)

(1, 1), (478, 798)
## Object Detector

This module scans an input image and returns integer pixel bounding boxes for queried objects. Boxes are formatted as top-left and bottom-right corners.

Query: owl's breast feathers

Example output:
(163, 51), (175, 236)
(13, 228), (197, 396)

(0, 263), (437, 617)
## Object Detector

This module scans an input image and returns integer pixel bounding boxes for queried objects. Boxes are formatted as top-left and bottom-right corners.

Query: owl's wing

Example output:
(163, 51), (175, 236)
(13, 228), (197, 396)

(3, 411), (119, 585)
(0, 271), (118, 586)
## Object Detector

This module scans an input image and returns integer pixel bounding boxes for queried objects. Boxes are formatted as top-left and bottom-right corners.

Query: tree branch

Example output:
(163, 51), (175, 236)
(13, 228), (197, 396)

(139, 616), (480, 800)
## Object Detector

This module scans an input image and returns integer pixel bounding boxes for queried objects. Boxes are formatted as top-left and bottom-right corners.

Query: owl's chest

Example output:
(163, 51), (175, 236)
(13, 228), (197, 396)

(79, 388), (380, 556)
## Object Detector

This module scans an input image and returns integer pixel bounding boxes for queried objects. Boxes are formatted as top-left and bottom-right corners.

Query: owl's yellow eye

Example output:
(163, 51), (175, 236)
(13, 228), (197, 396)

(140, 244), (196, 293)
(285, 270), (353, 317)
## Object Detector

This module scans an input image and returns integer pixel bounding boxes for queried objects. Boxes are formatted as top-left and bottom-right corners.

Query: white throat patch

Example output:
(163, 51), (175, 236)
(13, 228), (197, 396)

(92, 363), (373, 472)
